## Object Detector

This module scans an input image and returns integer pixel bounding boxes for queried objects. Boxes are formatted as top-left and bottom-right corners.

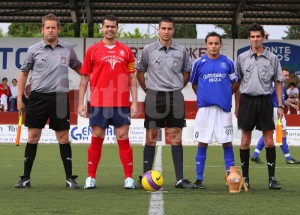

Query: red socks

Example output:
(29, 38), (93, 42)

(87, 137), (133, 179)
(118, 139), (133, 179)
(87, 136), (104, 178)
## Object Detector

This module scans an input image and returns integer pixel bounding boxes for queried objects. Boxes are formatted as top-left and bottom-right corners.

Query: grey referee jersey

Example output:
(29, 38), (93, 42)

(20, 39), (82, 93)
(237, 47), (283, 96)
(137, 40), (192, 91)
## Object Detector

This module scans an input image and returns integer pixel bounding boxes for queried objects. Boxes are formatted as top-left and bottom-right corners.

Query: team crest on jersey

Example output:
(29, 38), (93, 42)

(119, 50), (125, 56)
(220, 62), (227, 69)
(261, 69), (267, 76)
(173, 60), (179, 68)
(60, 56), (67, 65)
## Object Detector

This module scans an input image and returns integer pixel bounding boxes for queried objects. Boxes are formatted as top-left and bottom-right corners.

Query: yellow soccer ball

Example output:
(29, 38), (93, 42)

(141, 170), (164, 192)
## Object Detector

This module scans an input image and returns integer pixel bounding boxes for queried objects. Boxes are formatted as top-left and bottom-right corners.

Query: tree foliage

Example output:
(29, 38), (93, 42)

(59, 23), (75, 37)
(215, 24), (248, 39)
(5, 22), (300, 40)
(121, 28), (147, 38)
(173, 24), (197, 38)
(283, 26), (300, 39)
(0, 23), (218, 38)
(6, 22), (149, 38)
(59, 23), (103, 38)
(8, 23), (41, 37)
(4, 23), (197, 39)
(82, 23), (103, 38)
(7, 22), (104, 38)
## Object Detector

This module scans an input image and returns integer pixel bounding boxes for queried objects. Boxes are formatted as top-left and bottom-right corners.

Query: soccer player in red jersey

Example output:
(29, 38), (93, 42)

(78, 14), (138, 189)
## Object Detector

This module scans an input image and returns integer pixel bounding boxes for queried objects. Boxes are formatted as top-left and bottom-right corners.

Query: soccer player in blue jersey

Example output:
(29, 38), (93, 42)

(251, 67), (300, 164)
(189, 32), (239, 188)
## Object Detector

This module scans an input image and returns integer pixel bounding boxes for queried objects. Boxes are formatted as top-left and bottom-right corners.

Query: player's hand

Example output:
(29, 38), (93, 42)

(17, 101), (25, 112)
(277, 107), (283, 119)
(130, 102), (138, 118)
(78, 104), (87, 118)
(234, 107), (239, 118)
(292, 104), (298, 110)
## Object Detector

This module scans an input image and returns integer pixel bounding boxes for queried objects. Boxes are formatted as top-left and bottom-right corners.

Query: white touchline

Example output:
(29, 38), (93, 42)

(148, 145), (164, 215)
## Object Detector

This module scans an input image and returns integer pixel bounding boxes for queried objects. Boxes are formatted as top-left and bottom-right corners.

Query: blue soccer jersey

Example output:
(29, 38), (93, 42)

(189, 54), (238, 112)
(271, 84), (285, 107)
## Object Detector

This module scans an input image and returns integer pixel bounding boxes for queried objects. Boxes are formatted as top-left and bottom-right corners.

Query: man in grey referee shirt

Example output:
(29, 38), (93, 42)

(15, 14), (82, 189)
(235, 23), (283, 190)
(136, 17), (193, 189)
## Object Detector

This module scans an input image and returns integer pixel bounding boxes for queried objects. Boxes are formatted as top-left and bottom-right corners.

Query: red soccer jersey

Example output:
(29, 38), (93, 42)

(0, 84), (11, 97)
(81, 41), (136, 107)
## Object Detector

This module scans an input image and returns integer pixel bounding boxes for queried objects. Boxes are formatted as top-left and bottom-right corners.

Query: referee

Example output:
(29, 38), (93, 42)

(136, 17), (193, 189)
(15, 14), (82, 189)
(235, 23), (283, 190)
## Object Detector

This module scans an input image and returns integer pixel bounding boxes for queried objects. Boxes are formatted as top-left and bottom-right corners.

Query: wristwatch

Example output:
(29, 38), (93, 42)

(277, 105), (284, 109)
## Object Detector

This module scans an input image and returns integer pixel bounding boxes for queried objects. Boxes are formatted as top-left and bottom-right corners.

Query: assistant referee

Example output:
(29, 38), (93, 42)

(15, 14), (82, 189)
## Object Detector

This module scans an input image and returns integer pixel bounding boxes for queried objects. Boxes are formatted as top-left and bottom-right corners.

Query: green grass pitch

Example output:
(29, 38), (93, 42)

(1, 144), (300, 215)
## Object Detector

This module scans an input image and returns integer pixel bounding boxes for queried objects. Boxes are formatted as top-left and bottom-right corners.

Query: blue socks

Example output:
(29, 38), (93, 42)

(195, 146), (207, 181)
(223, 145), (235, 172)
(281, 137), (291, 160)
(254, 136), (291, 161)
(196, 145), (235, 180)
(253, 136), (265, 158)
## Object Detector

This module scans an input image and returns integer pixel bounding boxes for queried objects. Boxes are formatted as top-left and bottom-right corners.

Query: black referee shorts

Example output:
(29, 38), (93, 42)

(238, 94), (274, 131)
(25, 91), (70, 131)
(144, 90), (186, 129)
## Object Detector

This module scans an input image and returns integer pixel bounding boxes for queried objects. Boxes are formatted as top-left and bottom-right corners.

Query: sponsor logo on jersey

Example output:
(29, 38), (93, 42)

(203, 73), (226, 82)
(106, 58), (121, 70)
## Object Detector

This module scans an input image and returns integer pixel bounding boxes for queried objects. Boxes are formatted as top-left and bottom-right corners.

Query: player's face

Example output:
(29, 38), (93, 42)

(102, 20), (118, 40)
(159, 22), (175, 43)
(282, 70), (289, 82)
(249, 31), (264, 50)
(205, 36), (222, 58)
(42, 20), (60, 43)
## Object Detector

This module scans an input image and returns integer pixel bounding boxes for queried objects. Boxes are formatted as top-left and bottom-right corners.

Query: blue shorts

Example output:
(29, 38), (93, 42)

(89, 107), (131, 128)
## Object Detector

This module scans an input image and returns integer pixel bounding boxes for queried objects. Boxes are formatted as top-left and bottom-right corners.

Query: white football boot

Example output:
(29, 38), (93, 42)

(84, 177), (96, 189)
(124, 177), (135, 189)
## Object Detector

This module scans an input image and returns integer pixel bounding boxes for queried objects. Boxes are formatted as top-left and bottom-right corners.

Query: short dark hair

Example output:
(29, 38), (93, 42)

(282, 67), (289, 72)
(289, 82), (296, 87)
(12, 78), (17, 83)
(102, 14), (119, 26)
(2, 77), (7, 82)
(42, 13), (60, 28)
(247, 23), (265, 38)
(205, 32), (222, 44)
(159, 17), (175, 28)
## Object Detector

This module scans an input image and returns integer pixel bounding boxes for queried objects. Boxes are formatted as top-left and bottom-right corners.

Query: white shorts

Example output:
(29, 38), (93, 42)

(274, 107), (286, 130)
(194, 106), (233, 144)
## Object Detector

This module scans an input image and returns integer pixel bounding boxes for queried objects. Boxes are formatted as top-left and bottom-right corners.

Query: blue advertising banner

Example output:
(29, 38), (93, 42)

(237, 41), (300, 75)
